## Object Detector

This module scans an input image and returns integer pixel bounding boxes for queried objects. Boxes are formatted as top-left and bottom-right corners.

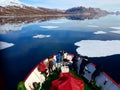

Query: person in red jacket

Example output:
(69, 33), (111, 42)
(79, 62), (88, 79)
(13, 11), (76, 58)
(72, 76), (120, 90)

(38, 61), (48, 79)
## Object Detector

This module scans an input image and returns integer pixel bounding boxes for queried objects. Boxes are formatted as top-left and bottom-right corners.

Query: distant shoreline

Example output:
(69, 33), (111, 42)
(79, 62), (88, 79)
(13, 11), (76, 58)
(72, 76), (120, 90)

(0, 14), (79, 18)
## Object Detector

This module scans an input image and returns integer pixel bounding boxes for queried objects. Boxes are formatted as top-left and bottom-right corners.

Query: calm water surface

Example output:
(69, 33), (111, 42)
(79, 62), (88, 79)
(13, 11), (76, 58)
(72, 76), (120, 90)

(0, 15), (120, 90)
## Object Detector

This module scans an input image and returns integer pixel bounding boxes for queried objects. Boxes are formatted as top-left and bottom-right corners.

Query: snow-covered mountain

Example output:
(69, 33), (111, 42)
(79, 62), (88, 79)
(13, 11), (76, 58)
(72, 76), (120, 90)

(0, 0), (65, 16)
(0, 0), (107, 17)
(0, 0), (26, 7)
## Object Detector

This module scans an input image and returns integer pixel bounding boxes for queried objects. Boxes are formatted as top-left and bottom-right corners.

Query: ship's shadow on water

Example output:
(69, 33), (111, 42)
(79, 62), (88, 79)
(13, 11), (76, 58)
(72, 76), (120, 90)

(89, 55), (120, 84)
(0, 15), (120, 90)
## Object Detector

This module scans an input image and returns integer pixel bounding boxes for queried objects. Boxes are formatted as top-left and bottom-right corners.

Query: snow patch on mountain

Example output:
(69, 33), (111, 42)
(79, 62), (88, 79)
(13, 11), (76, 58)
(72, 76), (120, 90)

(0, 0), (34, 7)
(0, 0), (23, 6)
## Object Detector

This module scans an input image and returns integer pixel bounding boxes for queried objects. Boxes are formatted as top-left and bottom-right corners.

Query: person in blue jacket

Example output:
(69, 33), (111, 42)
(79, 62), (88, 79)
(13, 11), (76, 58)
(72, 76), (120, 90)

(56, 51), (62, 71)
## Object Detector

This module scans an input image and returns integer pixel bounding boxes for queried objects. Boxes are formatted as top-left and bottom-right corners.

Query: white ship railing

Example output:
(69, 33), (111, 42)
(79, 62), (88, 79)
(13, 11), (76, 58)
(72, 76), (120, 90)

(24, 54), (120, 90)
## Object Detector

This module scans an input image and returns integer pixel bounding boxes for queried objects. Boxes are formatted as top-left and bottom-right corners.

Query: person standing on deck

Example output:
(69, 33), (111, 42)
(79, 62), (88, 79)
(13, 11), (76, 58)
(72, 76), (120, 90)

(33, 82), (40, 90)
(48, 56), (54, 75)
(53, 55), (57, 69)
(90, 63), (103, 83)
(38, 61), (48, 79)
(56, 51), (62, 71)
(79, 58), (89, 76)
(29, 82), (40, 90)
(62, 50), (68, 66)
(77, 56), (83, 74)
(72, 55), (78, 73)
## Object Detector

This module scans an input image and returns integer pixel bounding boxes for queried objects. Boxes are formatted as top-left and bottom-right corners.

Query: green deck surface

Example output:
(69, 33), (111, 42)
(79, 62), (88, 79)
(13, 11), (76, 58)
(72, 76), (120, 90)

(18, 69), (101, 90)
(41, 69), (93, 90)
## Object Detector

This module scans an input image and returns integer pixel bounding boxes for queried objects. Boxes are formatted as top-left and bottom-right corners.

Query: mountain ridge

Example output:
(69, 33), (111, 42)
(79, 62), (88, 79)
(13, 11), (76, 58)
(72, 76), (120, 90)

(0, 0), (108, 16)
(66, 6), (108, 16)
(0, 0), (66, 16)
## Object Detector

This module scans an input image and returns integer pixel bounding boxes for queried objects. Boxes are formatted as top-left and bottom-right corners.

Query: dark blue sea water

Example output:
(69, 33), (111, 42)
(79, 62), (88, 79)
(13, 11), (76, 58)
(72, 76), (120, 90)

(0, 15), (120, 90)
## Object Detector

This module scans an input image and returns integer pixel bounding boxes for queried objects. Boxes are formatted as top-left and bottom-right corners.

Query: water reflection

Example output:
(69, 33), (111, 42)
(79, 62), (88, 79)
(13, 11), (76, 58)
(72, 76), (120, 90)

(0, 16), (63, 34)
(0, 16), (64, 24)
(65, 13), (108, 20)
(0, 14), (107, 34)
(0, 14), (120, 90)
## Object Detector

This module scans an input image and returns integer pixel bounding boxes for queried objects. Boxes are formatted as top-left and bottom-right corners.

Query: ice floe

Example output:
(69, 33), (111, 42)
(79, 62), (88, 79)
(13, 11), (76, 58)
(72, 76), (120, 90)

(49, 21), (65, 24)
(109, 26), (120, 30)
(0, 41), (14, 50)
(94, 31), (107, 34)
(0, 0), (23, 7)
(40, 26), (59, 29)
(110, 31), (120, 34)
(33, 34), (51, 38)
(87, 25), (99, 28)
(75, 40), (120, 57)
(109, 26), (120, 34)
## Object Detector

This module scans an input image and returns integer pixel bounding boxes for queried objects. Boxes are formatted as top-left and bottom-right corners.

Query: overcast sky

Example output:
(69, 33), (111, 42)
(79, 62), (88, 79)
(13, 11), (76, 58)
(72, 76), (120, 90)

(1, 0), (120, 11)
